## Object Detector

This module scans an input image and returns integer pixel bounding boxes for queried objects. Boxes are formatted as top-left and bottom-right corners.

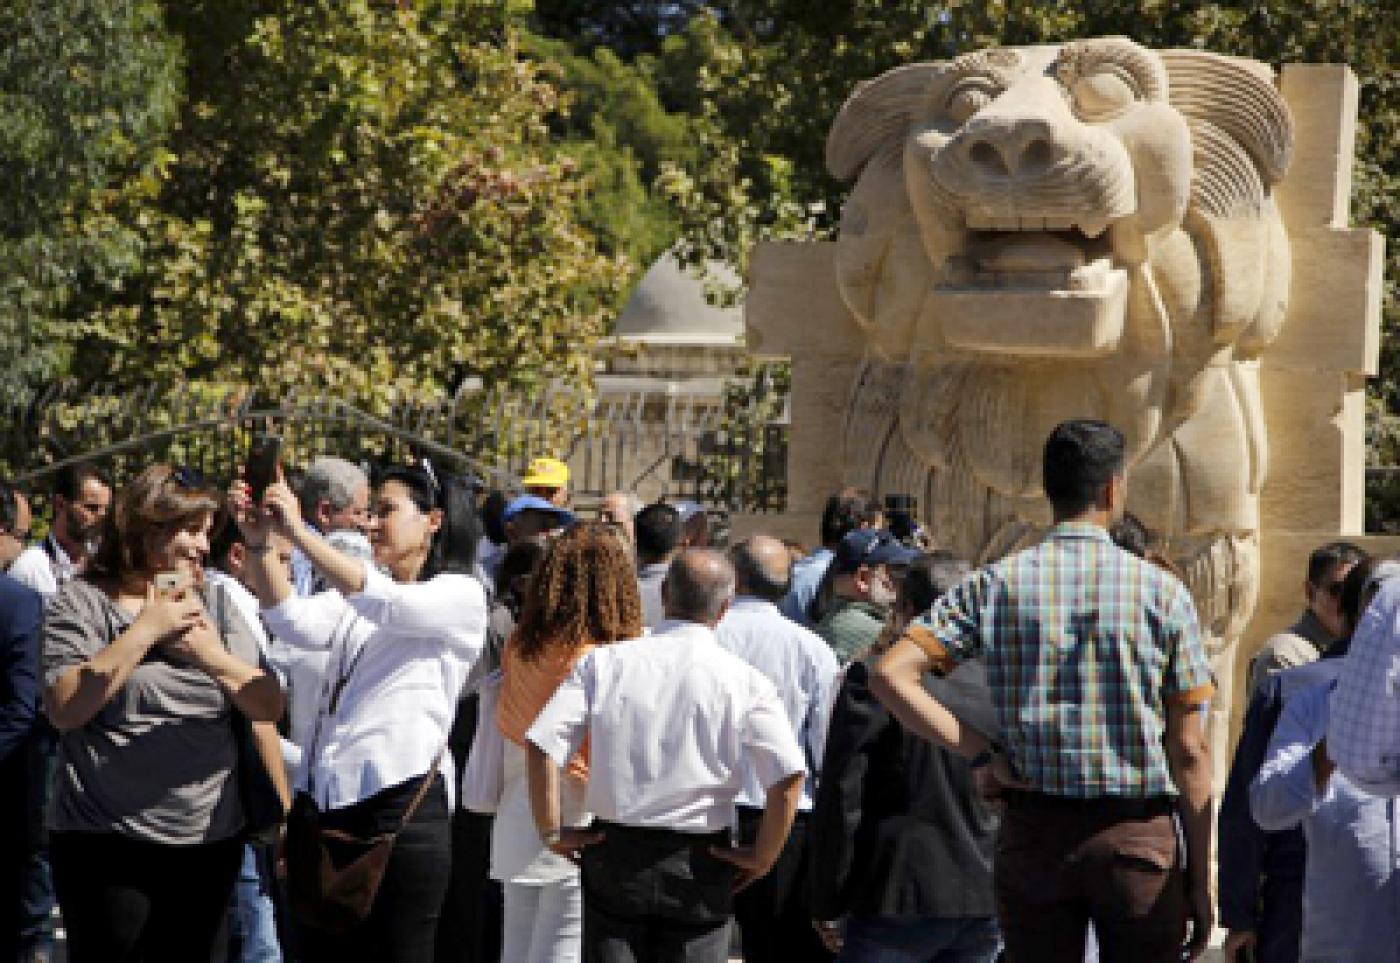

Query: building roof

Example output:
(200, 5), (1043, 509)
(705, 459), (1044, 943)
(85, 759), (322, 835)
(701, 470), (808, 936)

(611, 250), (744, 346)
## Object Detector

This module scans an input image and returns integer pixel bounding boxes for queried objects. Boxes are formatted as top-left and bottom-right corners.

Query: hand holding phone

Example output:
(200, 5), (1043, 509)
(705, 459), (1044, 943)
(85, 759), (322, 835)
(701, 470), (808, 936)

(246, 434), (283, 504)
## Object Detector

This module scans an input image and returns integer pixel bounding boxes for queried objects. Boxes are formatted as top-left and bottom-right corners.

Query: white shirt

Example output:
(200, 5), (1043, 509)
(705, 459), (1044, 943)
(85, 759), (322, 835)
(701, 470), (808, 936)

(716, 596), (840, 810)
(205, 568), (327, 775)
(527, 620), (806, 833)
(9, 535), (76, 598)
(262, 564), (487, 810)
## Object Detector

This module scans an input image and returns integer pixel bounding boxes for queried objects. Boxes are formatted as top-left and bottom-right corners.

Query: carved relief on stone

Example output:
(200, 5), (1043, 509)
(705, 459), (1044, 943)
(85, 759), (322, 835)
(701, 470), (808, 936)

(824, 37), (1295, 662)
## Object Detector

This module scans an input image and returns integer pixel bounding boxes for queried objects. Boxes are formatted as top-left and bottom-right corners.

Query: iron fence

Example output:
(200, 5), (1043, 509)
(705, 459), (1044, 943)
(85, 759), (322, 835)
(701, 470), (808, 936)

(0, 373), (791, 514)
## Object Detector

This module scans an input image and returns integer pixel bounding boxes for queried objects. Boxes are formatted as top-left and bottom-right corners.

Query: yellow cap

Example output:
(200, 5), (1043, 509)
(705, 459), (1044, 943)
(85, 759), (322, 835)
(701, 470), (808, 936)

(521, 456), (569, 489)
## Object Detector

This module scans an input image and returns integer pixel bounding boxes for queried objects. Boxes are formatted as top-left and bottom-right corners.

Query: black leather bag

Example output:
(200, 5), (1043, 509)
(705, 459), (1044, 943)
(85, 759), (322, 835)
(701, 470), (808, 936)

(285, 753), (444, 934)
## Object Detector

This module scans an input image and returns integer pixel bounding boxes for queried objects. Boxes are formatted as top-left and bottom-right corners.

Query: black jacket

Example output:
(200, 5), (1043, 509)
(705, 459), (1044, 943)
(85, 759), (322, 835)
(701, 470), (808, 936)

(809, 658), (998, 921)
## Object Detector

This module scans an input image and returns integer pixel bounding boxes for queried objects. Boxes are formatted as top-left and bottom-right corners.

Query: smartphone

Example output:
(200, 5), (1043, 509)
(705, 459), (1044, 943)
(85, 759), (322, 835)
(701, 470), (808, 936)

(154, 571), (187, 597)
(246, 434), (283, 504)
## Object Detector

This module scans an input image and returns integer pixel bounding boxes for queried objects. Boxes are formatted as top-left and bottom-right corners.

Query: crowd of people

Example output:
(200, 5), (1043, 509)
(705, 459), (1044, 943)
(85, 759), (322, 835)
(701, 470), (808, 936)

(1, 420), (1400, 962)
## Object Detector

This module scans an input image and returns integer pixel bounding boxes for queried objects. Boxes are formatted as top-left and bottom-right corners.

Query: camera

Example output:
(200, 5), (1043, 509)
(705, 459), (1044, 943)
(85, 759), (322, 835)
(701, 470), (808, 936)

(883, 493), (924, 547)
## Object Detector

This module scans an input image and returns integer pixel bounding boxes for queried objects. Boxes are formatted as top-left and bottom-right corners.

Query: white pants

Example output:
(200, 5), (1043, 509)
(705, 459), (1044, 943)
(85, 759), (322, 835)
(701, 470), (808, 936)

(501, 876), (583, 963)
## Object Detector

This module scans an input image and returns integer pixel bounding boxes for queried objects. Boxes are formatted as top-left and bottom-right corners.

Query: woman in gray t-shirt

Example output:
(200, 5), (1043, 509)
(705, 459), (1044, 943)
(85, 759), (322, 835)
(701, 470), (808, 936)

(41, 464), (284, 963)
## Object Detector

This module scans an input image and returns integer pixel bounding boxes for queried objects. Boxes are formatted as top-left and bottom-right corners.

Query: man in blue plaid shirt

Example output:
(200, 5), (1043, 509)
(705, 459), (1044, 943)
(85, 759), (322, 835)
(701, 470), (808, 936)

(874, 419), (1216, 963)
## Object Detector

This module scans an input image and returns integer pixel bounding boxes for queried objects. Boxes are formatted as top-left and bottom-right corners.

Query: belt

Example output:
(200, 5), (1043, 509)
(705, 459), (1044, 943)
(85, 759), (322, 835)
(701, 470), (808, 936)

(1004, 790), (1174, 819)
(593, 820), (731, 846)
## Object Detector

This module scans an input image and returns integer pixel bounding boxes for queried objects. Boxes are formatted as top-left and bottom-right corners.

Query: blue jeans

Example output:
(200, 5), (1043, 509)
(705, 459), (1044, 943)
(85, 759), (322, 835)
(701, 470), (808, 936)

(838, 915), (1001, 963)
(230, 843), (282, 962)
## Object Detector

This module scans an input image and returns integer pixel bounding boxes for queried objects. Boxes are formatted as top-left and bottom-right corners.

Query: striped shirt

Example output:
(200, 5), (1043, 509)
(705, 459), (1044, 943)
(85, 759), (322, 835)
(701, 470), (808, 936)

(904, 522), (1214, 799)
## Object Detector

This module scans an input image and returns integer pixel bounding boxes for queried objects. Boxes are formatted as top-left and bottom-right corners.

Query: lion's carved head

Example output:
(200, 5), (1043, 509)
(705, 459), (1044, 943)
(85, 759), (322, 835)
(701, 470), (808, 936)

(826, 38), (1295, 537)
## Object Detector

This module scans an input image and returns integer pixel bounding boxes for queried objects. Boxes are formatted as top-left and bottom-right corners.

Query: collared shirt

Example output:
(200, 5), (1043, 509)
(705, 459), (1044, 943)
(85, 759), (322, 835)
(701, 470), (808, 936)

(1246, 609), (1334, 699)
(262, 565), (487, 810)
(780, 547), (834, 627)
(527, 620), (806, 833)
(1251, 677), (1400, 962)
(716, 596), (840, 810)
(905, 522), (1214, 799)
(9, 535), (77, 599)
(815, 598), (888, 665)
(636, 560), (670, 629)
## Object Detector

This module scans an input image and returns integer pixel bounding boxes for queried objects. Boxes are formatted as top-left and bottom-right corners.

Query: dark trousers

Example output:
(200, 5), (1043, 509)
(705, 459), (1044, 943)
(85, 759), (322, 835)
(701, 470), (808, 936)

(995, 792), (1186, 963)
(580, 821), (735, 963)
(0, 752), (27, 961)
(297, 774), (452, 963)
(50, 830), (244, 963)
(734, 807), (831, 962)
(1256, 870), (1304, 963)
(20, 726), (57, 954)
(435, 808), (503, 963)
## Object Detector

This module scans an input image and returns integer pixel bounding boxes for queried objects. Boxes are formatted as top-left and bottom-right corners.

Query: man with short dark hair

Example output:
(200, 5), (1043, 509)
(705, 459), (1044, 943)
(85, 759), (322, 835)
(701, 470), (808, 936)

(526, 549), (806, 963)
(814, 529), (918, 664)
(1244, 541), (1364, 698)
(718, 537), (840, 962)
(875, 420), (1217, 962)
(634, 502), (683, 628)
(0, 481), (32, 571)
(9, 462), (111, 598)
(780, 489), (883, 626)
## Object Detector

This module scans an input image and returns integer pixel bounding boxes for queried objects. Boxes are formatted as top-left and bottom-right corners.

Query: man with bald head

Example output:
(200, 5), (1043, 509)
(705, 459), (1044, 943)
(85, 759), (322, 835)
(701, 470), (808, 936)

(718, 536), (840, 962)
(527, 548), (807, 963)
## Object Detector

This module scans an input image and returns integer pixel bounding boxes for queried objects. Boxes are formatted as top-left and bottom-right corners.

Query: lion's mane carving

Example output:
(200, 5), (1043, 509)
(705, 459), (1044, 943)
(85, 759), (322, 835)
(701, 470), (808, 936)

(826, 38), (1294, 654)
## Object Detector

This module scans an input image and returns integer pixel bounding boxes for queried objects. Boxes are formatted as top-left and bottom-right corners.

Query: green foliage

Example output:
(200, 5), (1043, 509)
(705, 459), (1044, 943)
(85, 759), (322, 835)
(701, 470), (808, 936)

(62, 0), (629, 434)
(523, 33), (693, 273)
(0, 0), (180, 401)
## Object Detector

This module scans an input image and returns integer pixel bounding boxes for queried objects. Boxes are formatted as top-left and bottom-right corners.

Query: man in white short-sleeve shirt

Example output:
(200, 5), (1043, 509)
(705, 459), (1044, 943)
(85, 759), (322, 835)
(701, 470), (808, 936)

(526, 548), (806, 963)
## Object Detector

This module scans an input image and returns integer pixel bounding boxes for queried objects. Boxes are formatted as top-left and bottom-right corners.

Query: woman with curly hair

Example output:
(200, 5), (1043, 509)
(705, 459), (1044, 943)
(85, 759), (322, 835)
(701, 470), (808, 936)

(491, 522), (642, 963)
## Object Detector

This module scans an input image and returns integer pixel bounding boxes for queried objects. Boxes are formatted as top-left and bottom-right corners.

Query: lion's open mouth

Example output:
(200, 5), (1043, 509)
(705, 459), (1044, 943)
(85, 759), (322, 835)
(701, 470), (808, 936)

(928, 218), (1130, 358)
(939, 224), (1118, 294)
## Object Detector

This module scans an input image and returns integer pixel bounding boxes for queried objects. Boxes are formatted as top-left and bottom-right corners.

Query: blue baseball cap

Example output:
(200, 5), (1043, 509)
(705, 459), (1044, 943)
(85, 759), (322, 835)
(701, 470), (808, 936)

(503, 495), (575, 527)
(832, 529), (919, 575)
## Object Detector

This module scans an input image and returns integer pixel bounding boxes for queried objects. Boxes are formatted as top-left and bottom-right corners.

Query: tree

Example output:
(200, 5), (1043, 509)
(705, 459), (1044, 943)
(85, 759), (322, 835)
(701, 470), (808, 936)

(0, 0), (180, 401)
(62, 0), (629, 422)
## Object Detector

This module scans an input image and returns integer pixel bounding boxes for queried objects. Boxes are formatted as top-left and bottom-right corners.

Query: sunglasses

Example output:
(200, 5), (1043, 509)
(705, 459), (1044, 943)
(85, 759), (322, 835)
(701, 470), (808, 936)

(169, 466), (205, 488)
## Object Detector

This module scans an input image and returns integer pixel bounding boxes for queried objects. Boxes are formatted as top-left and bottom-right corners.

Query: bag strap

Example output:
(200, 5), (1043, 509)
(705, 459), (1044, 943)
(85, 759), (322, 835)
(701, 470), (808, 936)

(395, 742), (447, 836)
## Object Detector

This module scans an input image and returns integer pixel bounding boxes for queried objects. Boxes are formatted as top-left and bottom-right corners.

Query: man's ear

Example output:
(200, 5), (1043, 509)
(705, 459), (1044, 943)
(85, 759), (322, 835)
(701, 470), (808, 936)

(1098, 474), (1126, 514)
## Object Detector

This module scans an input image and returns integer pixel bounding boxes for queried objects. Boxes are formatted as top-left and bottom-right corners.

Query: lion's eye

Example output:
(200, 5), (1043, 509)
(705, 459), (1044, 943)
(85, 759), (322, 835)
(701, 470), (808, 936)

(1071, 70), (1136, 121)
(946, 81), (999, 125)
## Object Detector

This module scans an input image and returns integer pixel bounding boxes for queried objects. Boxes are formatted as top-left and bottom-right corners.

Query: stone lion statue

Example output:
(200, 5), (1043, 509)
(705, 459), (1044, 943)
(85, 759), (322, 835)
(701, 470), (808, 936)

(827, 38), (1294, 687)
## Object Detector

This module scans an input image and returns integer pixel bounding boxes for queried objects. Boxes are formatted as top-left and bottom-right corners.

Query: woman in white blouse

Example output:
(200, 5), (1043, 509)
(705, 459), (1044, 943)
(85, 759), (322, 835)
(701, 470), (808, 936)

(232, 463), (487, 963)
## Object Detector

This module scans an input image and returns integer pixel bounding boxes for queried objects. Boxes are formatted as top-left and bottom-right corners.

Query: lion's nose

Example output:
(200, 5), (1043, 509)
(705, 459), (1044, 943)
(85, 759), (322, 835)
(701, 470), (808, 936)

(962, 119), (1058, 179)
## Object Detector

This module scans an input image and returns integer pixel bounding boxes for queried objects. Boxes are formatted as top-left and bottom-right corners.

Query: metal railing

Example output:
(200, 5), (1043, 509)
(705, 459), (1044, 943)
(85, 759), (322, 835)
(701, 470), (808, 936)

(0, 374), (791, 513)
